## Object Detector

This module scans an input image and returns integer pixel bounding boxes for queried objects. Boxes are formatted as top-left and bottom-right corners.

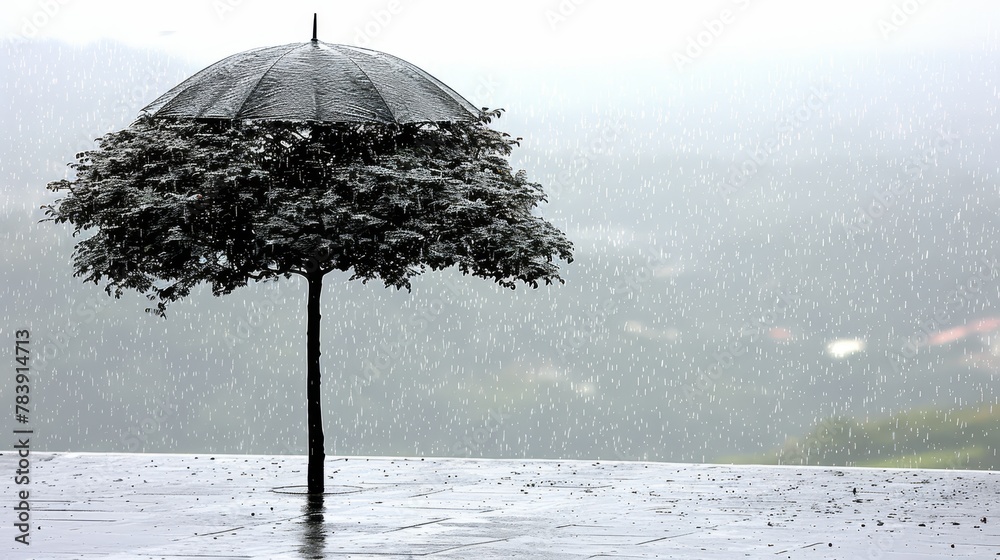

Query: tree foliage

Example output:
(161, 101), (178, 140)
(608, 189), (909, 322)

(44, 110), (573, 316)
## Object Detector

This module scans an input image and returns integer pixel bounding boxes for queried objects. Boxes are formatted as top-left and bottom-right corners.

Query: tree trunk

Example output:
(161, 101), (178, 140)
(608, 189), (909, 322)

(306, 271), (325, 494)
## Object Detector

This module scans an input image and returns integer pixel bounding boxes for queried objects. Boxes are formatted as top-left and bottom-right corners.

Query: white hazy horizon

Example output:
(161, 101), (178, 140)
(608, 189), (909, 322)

(3, 0), (997, 70)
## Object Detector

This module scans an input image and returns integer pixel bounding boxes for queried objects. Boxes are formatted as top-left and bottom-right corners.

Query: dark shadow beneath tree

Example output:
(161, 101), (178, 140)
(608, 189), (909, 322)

(43, 110), (573, 493)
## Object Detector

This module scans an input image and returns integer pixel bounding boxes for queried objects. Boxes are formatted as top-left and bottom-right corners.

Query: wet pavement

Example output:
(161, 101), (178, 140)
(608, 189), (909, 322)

(2, 452), (998, 558)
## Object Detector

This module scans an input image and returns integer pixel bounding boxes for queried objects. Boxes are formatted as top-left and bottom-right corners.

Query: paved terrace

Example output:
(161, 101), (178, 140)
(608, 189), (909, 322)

(1, 452), (998, 558)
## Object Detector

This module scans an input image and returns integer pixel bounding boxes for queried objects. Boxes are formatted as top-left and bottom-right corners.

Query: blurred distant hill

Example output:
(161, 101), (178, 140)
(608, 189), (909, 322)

(725, 403), (1000, 470)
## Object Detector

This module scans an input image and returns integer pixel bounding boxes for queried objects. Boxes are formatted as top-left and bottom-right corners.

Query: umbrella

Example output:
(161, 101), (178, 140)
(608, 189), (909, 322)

(142, 15), (479, 124)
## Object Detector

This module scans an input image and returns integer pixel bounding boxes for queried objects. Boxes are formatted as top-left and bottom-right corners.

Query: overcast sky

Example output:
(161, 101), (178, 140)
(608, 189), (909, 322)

(3, 0), (997, 70)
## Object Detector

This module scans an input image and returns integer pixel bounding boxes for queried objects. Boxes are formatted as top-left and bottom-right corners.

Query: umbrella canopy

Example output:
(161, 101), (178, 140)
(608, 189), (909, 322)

(142, 29), (480, 125)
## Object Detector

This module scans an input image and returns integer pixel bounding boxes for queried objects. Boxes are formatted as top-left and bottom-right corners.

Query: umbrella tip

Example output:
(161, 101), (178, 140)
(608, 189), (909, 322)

(312, 13), (317, 42)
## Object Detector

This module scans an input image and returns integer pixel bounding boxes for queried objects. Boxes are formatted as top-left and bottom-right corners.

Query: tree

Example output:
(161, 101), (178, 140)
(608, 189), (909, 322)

(44, 109), (573, 493)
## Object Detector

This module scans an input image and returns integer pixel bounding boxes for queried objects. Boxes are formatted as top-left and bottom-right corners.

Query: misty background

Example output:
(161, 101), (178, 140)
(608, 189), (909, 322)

(2, 1), (999, 468)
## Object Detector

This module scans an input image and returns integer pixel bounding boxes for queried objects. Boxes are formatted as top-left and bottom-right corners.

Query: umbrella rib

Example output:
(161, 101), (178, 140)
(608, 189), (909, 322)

(337, 51), (396, 124)
(384, 55), (480, 120)
(232, 43), (305, 120)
